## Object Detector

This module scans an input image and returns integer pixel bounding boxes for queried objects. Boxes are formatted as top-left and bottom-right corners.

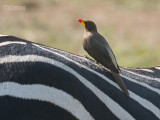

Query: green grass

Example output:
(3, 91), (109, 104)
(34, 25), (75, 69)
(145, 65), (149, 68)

(1, 0), (160, 68)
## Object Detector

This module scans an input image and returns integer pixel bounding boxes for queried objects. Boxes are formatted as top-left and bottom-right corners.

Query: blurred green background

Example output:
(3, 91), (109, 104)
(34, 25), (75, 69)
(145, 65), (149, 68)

(0, 0), (160, 68)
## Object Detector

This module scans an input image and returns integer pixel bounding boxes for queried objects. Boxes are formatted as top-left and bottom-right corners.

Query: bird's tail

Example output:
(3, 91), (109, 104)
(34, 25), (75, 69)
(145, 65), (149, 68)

(111, 72), (130, 96)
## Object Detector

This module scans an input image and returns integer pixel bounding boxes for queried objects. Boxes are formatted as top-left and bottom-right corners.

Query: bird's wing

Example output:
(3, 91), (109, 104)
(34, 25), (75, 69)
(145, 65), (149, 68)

(87, 33), (119, 72)
(104, 40), (120, 70)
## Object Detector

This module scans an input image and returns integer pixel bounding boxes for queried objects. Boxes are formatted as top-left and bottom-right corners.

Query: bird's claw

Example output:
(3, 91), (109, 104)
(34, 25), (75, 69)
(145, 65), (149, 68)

(84, 55), (94, 61)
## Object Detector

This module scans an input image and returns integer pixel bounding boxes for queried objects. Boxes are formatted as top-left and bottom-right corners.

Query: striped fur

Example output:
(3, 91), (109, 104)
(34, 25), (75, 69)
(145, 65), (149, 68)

(0, 35), (160, 120)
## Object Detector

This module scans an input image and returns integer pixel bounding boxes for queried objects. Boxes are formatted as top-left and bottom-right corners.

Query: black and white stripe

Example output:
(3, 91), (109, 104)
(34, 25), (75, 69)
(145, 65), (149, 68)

(0, 35), (160, 120)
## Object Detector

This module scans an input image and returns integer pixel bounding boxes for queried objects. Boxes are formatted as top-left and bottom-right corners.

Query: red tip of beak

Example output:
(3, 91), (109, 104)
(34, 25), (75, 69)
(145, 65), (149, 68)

(77, 19), (82, 22)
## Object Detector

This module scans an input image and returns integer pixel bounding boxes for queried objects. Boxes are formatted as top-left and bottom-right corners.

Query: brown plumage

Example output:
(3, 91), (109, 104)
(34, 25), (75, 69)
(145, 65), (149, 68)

(78, 19), (129, 96)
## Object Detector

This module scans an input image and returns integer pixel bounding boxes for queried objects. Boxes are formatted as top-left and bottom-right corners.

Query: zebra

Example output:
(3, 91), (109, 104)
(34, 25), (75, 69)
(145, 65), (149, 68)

(0, 34), (160, 120)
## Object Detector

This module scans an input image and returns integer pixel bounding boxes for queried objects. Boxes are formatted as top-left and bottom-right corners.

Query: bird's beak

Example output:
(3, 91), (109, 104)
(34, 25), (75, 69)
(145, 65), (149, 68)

(77, 19), (85, 26)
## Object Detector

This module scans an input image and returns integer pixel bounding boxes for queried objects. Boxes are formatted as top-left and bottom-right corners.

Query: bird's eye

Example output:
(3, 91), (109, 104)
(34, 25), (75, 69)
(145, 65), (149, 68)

(86, 23), (89, 25)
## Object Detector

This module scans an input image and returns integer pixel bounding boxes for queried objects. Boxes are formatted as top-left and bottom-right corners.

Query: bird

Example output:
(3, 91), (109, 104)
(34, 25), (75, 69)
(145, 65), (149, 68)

(77, 18), (130, 96)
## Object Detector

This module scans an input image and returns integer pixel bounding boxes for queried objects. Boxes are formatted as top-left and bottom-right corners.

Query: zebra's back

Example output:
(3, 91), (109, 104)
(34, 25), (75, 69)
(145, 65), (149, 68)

(0, 35), (160, 120)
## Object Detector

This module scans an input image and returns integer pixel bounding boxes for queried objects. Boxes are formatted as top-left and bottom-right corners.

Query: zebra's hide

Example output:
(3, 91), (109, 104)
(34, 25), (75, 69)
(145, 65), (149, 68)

(0, 35), (160, 120)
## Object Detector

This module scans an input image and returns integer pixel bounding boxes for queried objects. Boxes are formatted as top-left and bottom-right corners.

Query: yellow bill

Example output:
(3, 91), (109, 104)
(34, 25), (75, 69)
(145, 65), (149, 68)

(77, 19), (85, 26)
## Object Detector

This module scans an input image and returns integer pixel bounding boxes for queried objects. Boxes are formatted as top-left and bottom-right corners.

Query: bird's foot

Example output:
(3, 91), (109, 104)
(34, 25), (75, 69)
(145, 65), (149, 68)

(94, 61), (104, 69)
(84, 55), (94, 61)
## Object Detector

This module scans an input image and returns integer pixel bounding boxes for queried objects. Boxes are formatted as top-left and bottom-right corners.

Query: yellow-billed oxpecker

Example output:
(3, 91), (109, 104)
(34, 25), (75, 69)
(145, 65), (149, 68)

(78, 19), (129, 96)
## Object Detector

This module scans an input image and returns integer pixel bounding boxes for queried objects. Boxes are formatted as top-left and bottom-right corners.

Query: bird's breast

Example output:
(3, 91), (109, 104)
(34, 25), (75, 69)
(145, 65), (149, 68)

(82, 32), (92, 50)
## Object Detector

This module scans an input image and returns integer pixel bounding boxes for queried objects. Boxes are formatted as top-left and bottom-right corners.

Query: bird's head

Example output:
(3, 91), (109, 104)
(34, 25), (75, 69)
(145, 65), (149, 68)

(77, 19), (97, 32)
